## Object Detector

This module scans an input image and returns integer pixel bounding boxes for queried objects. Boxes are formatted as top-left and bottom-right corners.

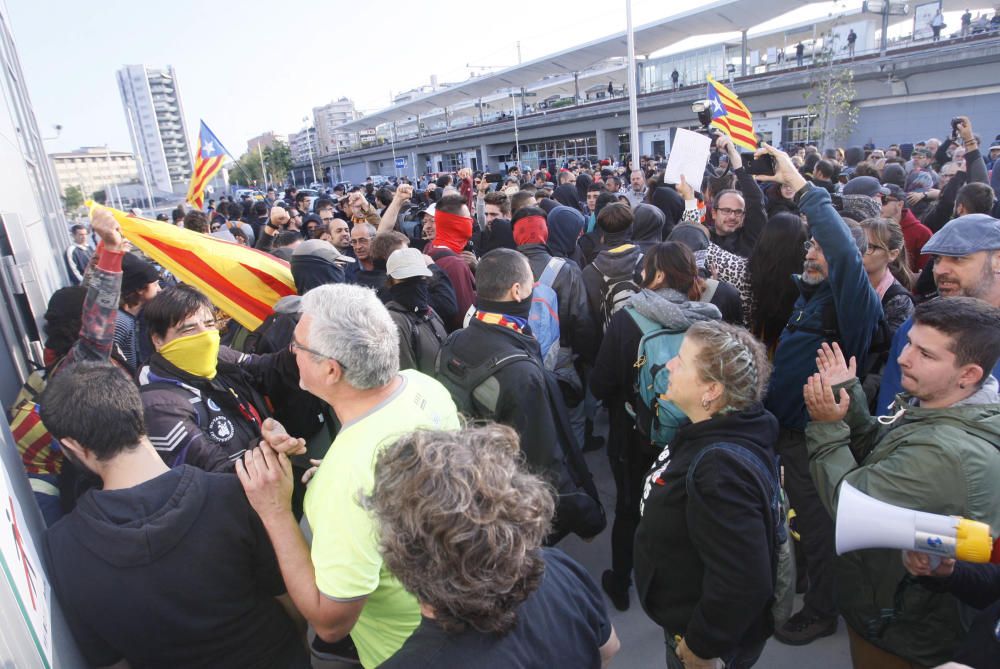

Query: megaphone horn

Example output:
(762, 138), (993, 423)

(835, 483), (994, 563)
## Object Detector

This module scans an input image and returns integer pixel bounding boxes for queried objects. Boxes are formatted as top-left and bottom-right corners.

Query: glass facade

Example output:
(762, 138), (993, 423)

(643, 46), (727, 93)
(517, 134), (598, 170)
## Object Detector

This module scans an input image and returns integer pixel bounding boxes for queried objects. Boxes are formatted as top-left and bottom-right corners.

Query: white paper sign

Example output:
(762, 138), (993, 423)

(0, 463), (53, 668)
(664, 128), (711, 186)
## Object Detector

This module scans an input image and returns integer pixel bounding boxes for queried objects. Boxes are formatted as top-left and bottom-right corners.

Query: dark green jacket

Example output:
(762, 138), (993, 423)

(805, 378), (1000, 666)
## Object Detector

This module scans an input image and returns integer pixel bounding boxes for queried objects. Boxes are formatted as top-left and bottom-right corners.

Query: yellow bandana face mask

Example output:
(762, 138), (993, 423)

(158, 328), (220, 380)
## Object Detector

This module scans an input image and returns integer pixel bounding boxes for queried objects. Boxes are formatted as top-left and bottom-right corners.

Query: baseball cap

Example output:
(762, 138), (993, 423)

(121, 252), (161, 295)
(882, 183), (905, 201)
(922, 214), (1000, 257)
(912, 147), (933, 158)
(842, 176), (889, 198)
(421, 204), (436, 218)
(386, 248), (432, 280)
(989, 141), (1000, 152)
(293, 239), (356, 264)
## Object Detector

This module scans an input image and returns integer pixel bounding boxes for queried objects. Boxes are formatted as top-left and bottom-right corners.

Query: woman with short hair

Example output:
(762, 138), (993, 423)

(634, 320), (780, 669)
(371, 424), (620, 668)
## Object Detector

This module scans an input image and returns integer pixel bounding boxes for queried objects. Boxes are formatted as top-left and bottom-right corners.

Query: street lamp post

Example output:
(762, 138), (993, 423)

(302, 116), (317, 186)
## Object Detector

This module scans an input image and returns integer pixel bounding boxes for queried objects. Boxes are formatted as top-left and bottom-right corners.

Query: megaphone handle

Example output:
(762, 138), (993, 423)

(927, 555), (941, 571)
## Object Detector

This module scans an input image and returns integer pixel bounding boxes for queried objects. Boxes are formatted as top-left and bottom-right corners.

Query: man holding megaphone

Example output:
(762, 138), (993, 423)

(803, 297), (1000, 668)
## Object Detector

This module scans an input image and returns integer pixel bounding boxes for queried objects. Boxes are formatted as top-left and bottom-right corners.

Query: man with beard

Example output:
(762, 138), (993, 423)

(757, 144), (883, 646)
(877, 214), (1000, 413)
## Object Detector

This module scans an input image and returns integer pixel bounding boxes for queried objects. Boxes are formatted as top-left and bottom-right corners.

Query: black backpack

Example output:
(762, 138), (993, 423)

(435, 333), (606, 542)
(386, 301), (447, 376)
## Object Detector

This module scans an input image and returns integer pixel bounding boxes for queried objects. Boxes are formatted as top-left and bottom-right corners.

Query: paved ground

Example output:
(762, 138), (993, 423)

(316, 414), (851, 668)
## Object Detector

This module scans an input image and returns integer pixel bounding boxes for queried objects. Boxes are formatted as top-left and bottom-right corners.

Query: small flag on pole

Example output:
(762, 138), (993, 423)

(87, 201), (295, 330)
(186, 121), (228, 210)
(705, 75), (757, 151)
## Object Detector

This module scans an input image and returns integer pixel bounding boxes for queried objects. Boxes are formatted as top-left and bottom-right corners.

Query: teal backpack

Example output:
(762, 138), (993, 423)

(626, 306), (688, 448)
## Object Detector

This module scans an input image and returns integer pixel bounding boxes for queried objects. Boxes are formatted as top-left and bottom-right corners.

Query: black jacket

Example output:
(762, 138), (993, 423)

(445, 319), (565, 475)
(709, 167), (767, 258)
(139, 346), (297, 471)
(634, 405), (779, 661)
(920, 562), (1000, 669)
(43, 466), (299, 669)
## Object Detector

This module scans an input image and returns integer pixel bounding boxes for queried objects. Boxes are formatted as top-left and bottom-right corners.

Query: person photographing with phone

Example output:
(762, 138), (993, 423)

(752, 143), (885, 646)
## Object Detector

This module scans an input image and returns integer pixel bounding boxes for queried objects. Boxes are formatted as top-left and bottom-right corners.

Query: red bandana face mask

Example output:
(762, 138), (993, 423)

(513, 216), (548, 246)
(433, 211), (473, 253)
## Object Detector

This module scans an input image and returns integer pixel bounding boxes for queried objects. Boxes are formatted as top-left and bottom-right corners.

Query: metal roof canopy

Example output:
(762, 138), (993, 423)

(336, 0), (820, 131)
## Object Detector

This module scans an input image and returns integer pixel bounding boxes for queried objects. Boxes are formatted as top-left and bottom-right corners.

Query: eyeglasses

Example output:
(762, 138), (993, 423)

(804, 240), (820, 253)
(288, 338), (347, 369)
(865, 244), (889, 255)
(716, 207), (745, 217)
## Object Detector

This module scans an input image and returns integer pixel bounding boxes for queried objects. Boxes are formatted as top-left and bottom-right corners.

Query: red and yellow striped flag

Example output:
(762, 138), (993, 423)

(706, 75), (757, 151)
(87, 202), (295, 330)
(186, 121), (227, 210)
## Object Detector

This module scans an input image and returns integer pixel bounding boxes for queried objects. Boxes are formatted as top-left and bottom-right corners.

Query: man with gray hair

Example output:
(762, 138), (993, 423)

(238, 283), (460, 668)
(623, 170), (647, 208)
(754, 143), (884, 646)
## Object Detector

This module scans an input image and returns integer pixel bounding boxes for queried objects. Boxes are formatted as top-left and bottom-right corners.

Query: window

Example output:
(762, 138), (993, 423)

(783, 114), (820, 145)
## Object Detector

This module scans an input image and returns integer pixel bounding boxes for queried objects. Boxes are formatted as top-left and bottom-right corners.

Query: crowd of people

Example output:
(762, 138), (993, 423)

(17, 113), (1000, 668)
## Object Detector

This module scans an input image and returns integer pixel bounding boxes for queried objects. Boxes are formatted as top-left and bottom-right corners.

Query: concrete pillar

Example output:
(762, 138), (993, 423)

(596, 129), (619, 163)
(741, 30), (748, 77)
(409, 150), (419, 181)
(480, 143), (491, 172)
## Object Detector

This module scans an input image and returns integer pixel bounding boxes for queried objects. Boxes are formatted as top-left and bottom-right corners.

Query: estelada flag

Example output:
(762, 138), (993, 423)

(706, 75), (757, 151)
(87, 202), (295, 330)
(186, 121), (228, 210)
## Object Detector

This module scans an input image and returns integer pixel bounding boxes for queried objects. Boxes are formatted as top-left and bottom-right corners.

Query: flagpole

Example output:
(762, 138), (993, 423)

(257, 142), (268, 191)
(625, 0), (640, 171)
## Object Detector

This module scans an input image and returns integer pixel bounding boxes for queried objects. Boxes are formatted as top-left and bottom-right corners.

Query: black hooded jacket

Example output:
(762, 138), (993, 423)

(44, 466), (300, 669)
(634, 404), (779, 661)
(139, 347), (297, 472)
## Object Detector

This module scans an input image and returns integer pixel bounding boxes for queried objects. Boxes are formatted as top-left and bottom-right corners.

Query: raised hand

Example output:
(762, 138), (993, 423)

(804, 371), (850, 423)
(816, 342), (856, 387)
(91, 208), (125, 252)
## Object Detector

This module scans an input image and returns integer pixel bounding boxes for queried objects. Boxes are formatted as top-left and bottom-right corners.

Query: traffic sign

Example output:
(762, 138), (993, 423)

(394, 157), (406, 169)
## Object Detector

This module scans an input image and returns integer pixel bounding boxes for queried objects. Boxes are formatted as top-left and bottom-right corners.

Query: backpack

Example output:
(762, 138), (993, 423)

(597, 247), (643, 331)
(625, 307), (689, 448)
(435, 335), (606, 540)
(8, 366), (62, 476)
(386, 301), (447, 376)
(686, 442), (796, 629)
(528, 257), (566, 371)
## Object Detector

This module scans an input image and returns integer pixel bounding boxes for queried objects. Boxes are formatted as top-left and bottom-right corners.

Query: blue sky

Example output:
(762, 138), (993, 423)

(9, 0), (870, 156)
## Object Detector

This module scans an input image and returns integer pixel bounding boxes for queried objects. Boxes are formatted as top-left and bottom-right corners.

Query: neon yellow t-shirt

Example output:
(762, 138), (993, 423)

(304, 370), (460, 668)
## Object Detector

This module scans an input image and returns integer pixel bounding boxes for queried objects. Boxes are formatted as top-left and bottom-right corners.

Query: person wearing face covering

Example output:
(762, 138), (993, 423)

(423, 194), (477, 331)
(552, 184), (585, 213)
(137, 285), (300, 472)
(632, 204), (667, 253)
(547, 205), (587, 267)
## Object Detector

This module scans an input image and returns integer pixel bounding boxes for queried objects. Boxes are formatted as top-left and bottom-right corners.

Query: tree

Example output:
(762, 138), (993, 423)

(804, 30), (859, 149)
(62, 185), (84, 211)
(228, 140), (292, 188)
(91, 189), (107, 205)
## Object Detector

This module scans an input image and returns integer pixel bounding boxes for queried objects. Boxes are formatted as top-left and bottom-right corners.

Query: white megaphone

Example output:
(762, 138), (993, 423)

(836, 483), (997, 564)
